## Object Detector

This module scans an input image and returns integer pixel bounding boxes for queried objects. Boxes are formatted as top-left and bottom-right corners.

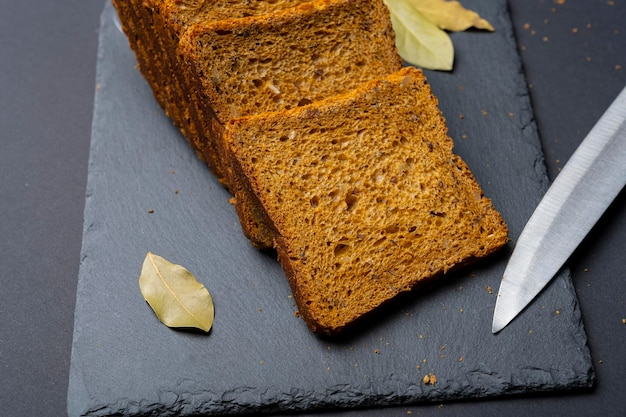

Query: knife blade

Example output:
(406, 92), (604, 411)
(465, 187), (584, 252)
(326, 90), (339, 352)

(492, 86), (626, 333)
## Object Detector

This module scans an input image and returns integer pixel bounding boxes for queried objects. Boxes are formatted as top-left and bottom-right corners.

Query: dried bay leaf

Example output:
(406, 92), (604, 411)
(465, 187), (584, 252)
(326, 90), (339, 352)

(408, 0), (495, 32)
(385, 0), (454, 70)
(139, 252), (214, 332)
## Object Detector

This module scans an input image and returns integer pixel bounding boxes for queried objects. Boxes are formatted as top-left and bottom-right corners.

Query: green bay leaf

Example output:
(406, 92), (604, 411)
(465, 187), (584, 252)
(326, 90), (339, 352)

(139, 252), (214, 332)
(385, 0), (454, 71)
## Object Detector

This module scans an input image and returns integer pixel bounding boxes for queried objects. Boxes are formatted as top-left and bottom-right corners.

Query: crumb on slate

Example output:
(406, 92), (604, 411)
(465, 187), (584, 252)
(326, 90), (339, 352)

(423, 373), (437, 385)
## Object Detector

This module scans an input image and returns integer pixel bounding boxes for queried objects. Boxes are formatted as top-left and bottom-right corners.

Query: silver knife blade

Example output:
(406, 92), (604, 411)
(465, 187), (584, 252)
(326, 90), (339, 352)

(492, 86), (626, 333)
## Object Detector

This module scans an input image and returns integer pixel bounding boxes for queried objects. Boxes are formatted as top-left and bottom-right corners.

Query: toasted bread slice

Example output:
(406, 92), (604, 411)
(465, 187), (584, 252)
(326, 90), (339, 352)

(226, 67), (509, 334)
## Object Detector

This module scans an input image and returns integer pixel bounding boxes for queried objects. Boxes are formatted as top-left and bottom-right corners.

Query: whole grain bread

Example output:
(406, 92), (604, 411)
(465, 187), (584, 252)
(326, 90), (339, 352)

(225, 67), (509, 334)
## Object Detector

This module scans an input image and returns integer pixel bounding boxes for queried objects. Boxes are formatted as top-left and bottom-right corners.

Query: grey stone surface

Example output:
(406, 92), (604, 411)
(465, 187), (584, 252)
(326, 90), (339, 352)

(68, 1), (593, 415)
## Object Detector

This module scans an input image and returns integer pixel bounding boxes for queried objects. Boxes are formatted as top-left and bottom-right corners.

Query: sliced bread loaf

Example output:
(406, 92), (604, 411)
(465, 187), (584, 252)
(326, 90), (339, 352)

(225, 67), (509, 334)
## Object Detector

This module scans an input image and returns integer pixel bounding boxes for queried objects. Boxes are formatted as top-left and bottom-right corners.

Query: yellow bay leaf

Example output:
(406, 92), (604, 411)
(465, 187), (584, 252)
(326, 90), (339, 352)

(384, 0), (454, 70)
(139, 252), (214, 332)
(408, 0), (494, 32)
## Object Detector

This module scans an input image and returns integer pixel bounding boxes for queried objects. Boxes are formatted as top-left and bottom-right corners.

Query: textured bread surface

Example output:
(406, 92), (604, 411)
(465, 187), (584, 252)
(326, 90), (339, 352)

(226, 67), (509, 334)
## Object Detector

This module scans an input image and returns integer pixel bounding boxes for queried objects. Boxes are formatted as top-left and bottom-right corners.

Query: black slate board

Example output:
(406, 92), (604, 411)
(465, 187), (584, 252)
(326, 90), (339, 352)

(68, 2), (594, 415)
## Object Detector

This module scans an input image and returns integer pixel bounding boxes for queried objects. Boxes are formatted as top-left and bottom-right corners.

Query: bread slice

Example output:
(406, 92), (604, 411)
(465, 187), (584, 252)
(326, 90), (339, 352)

(225, 67), (509, 335)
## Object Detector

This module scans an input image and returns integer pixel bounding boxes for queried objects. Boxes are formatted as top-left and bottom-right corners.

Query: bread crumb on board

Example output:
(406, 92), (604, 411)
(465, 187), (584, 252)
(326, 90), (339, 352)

(423, 373), (438, 385)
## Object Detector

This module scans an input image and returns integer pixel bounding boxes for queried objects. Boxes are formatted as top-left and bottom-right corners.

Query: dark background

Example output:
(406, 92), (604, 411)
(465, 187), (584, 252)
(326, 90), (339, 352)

(1, 1), (624, 416)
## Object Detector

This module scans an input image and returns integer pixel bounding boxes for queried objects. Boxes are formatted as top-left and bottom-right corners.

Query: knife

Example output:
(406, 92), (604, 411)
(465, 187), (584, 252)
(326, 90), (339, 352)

(492, 86), (626, 333)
